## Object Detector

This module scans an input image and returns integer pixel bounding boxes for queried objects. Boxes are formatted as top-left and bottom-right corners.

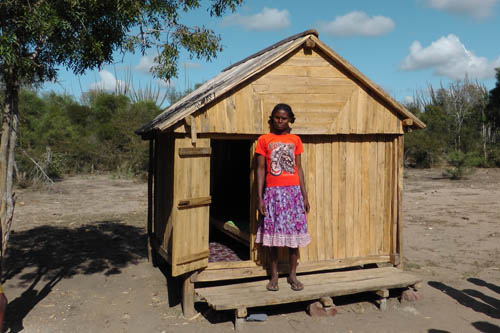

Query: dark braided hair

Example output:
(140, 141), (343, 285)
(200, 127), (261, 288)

(269, 103), (295, 124)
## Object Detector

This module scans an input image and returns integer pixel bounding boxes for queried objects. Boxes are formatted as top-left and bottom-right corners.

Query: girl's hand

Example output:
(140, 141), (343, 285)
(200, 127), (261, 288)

(258, 198), (266, 216)
(304, 198), (310, 213)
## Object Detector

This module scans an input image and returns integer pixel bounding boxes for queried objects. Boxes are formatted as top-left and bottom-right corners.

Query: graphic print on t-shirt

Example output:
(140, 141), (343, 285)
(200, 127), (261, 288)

(268, 142), (295, 176)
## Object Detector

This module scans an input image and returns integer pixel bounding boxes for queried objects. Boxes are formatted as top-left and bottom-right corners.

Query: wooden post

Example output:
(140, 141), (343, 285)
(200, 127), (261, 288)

(182, 272), (196, 318)
(147, 138), (155, 263)
(397, 136), (404, 268)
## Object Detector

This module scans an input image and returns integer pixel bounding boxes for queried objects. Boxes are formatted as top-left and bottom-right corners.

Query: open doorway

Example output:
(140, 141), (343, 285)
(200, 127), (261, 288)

(209, 139), (253, 262)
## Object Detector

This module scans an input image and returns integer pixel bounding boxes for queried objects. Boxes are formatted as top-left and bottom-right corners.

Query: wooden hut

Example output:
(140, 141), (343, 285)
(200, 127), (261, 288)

(136, 30), (425, 327)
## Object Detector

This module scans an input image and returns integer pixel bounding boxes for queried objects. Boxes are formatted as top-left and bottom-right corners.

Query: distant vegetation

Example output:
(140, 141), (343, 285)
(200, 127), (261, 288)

(6, 69), (500, 186)
(12, 90), (161, 185)
(404, 71), (500, 173)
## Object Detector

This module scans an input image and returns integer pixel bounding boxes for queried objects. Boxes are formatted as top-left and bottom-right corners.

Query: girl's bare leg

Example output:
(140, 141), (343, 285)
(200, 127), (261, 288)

(269, 247), (279, 288)
(289, 248), (298, 280)
(288, 248), (303, 289)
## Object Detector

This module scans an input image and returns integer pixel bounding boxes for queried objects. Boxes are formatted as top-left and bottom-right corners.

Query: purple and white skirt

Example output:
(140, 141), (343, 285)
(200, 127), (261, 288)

(255, 185), (310, 248)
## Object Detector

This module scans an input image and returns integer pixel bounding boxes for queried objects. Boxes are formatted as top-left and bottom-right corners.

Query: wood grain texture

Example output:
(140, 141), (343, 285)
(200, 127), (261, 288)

(196, 267), (421, 310)
(171, 137), (211, 276)
(188, 48), (404, 135)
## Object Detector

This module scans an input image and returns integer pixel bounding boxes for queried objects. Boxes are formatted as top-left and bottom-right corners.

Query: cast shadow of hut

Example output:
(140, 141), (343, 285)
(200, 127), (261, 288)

(2, 220), (147, 333)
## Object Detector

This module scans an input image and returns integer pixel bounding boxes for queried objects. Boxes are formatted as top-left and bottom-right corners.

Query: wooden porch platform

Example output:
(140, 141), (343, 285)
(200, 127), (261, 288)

(196, 267), (421, 311)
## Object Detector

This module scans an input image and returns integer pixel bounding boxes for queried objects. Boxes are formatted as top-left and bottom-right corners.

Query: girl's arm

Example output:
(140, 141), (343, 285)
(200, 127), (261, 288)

(296, 154), (310, 213)
(256, 154), (267, 215)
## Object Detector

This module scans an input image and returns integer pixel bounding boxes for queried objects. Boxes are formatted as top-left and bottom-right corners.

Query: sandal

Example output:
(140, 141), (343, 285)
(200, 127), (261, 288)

(266, 280), (279, 292)
(287, 277), (304, 291)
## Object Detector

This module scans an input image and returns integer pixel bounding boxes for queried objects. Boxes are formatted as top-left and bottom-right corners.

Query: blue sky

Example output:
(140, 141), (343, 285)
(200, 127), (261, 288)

(44, 0), (500, 106)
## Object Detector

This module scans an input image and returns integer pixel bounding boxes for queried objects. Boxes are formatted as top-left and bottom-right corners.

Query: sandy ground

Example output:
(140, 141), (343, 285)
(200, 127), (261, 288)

(2, 169), (500, 333)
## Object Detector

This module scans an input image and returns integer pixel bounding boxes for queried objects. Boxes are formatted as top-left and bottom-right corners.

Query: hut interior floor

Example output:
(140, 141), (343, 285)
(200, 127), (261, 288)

(195, 266), (421, 313)
(208, 226), (249, 262)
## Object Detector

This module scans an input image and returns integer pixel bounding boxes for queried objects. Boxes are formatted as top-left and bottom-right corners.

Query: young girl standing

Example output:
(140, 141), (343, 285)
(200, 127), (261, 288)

(255, 103), (310, 291)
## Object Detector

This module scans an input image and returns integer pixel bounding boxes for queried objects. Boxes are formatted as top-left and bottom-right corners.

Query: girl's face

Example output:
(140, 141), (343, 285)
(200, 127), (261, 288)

(271, 109), (290, 132)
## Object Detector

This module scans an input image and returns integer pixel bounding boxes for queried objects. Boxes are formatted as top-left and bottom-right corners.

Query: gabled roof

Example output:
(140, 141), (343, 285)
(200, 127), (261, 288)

(136, 30), (424, 136)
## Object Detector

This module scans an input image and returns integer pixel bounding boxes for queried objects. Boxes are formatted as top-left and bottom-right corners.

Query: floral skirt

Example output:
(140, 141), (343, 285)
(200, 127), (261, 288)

(255, 185), (310, 248)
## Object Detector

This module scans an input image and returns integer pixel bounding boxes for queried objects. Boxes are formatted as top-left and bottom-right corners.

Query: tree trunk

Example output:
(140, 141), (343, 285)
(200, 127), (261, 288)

(0, 78), (19, 272)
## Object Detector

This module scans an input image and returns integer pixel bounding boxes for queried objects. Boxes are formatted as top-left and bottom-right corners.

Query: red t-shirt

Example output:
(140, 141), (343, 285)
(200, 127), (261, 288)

(255, 133), (304, 187)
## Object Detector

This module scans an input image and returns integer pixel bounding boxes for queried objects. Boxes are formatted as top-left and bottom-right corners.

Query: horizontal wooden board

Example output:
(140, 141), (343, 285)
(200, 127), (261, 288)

(178, 147), (212, 157)
(194, 255), (391, 282)
(196, 267), (421, 310)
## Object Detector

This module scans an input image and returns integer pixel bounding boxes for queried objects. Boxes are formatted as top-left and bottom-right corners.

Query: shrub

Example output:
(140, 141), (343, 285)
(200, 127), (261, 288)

(443, 151), (477, 179)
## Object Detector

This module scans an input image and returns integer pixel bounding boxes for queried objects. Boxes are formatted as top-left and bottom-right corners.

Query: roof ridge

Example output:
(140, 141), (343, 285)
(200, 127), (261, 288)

(221, 29), (318, 72)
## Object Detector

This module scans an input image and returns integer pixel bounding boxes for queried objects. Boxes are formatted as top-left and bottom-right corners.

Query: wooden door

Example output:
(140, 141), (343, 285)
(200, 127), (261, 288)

(171, 137), (211, 276)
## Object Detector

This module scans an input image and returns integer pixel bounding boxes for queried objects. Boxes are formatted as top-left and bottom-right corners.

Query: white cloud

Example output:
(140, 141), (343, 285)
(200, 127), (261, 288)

(317, 11), (395, 37)
(89, 70), (126, 91)
(421, 0), (499, 19)
(222, 7), (290, 31)
(400, 34), (500, 80)
(135, 55), (158, 74)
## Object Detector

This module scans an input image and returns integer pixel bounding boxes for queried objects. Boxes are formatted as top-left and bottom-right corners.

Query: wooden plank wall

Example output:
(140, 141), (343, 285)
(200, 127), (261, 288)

(176, 47), (403, 136)
(154, 133), (175, 259)
(297, 134), (399, 263)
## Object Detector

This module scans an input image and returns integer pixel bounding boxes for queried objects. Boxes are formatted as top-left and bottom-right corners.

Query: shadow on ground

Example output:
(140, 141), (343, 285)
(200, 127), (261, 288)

(428, 280), (500, 333)
(2, 221), (147, 333)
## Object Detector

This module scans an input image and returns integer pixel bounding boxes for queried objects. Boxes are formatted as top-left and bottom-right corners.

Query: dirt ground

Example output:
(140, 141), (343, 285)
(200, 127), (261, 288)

(2, 169), (500, 332)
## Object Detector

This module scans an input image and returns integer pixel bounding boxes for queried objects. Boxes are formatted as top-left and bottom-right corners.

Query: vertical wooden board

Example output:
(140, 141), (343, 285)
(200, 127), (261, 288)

(323, 139), (333, 260)
(337, 136), (347, 258)
(333, 93), (350, 134)
(244, 86), (255, 134)
(383, 107), (394, 133)
(363, 92), (374, 133)
(154, 137), (161, 241)
(392, 137), (399, 254)
(159, 134), (175, 253)
(383, 139), (393, 254)
(397, 136), (404, 267)
(218, 99), (229, 132)
(306, 138), (317, 261)
(356, 88), (367, 133)
(234, 86), (250, 133)
(252, 94), (263, 133)
(368, 139), (378, 255)
(360, 138), (371, 256)
(200, 110), (210, 133)
(349, 89), (359, 134)
(315, 139), (325, 260)
(344, 138), (355, 257)
(206, 101), (217, 132)
(299, 139), (309, 261)
(331, 138), (340, 259)
(250, 141), (258, 261)
(375, 104), (386, 134)
(210, 100), (221, 132)
(225, 94), (237, 133)
(352, 137), (362, 257)
(376, 136), (386, 254)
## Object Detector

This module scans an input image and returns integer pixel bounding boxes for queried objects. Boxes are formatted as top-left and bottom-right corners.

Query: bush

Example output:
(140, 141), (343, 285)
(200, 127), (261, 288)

(488, 147), (500, 167)
(443, 151), (477, 179)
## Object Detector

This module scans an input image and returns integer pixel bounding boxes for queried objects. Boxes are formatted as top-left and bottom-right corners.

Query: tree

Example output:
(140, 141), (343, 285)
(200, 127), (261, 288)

(0, 0), (243, 263)
(486, 68), (500, 143)
(485, 68), (500, 165)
